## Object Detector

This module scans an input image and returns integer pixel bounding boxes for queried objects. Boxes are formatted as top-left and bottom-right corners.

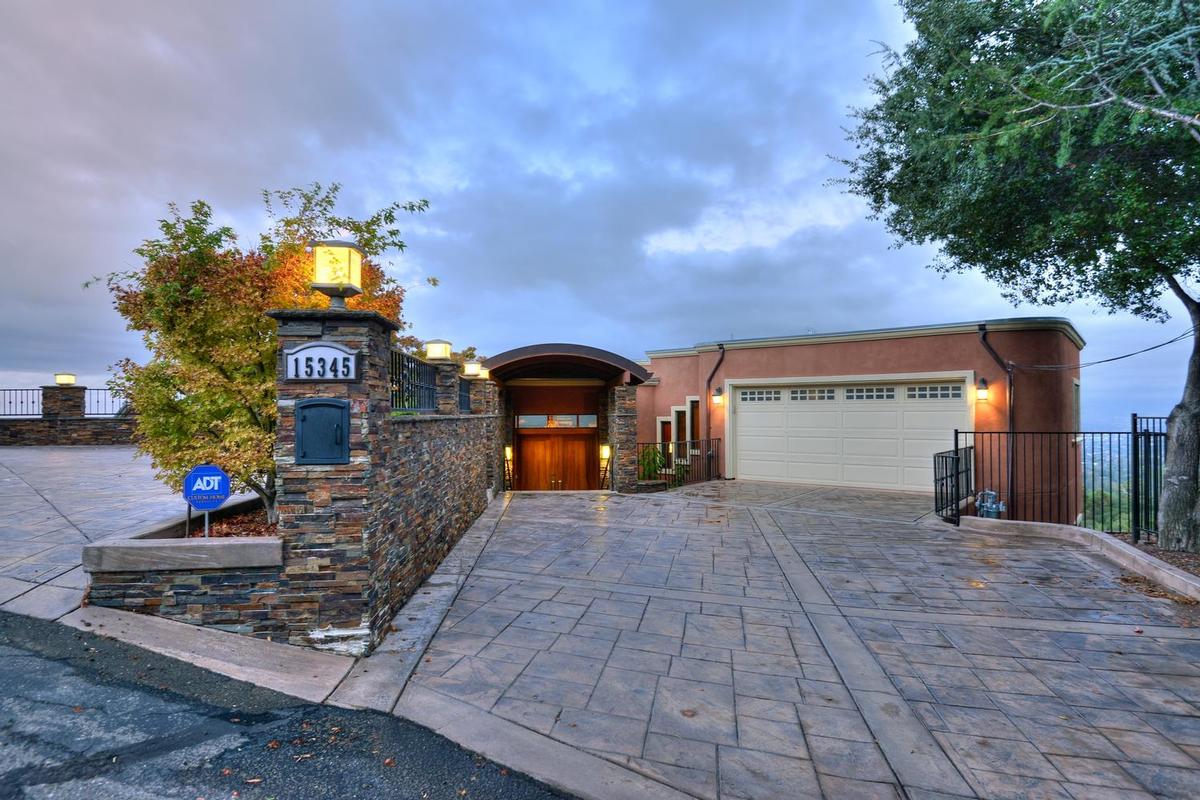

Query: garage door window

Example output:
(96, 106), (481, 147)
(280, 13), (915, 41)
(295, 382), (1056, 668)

(844, 386), (896, 401)
(740, 389), (782, 402)
(906, 384), (963, 400)
(791, 388), (835, 401)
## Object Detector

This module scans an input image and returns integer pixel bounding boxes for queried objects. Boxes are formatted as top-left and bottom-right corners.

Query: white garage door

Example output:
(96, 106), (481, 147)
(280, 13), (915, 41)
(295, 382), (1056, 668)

(733, 382), (969, 492)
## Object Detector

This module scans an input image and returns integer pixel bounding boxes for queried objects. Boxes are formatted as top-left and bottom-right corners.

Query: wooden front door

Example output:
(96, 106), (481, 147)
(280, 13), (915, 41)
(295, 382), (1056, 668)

(516, 433), (598, 490)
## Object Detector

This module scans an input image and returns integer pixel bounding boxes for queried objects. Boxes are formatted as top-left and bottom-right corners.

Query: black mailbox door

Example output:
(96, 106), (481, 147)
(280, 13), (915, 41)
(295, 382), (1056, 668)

(296, 399), (350, 465)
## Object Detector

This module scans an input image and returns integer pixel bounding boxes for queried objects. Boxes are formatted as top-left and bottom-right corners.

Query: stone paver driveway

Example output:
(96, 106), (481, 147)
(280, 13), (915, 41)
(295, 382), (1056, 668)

(405, 482), (1200, 799)
(0, 446), (187, 619)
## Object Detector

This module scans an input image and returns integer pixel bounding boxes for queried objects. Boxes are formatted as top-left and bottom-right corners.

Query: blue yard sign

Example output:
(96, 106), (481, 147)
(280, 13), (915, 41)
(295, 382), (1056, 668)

(183, 464), (231, 510)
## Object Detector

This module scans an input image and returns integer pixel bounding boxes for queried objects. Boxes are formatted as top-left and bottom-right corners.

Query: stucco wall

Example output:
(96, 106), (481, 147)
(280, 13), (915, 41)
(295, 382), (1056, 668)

(637, 322), (1083, 488)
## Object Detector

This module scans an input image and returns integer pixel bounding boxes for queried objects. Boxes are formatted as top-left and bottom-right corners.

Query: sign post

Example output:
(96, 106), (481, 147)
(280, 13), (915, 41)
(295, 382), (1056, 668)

(182, 464), (231, 537)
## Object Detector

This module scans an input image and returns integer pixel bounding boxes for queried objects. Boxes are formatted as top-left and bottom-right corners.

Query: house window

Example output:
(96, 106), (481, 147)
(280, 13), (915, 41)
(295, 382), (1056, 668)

(740, 389), (782, 402)
(689, 399), (700, 441)
(791, 387), (835, 401)
(844, 386), (896, 401)
(905, 384), (963, 400)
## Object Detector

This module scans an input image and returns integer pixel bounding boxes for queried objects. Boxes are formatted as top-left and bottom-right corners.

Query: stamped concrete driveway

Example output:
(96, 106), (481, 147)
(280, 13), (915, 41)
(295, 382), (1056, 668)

(404, 482), (1200, 799)
(0, 446), (186, 619)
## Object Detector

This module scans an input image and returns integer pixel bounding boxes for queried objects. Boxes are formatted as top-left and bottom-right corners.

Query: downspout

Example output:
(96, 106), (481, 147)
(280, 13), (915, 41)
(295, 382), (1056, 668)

(978, 324), (1015, 512)
(704, 343), (726, 441)
(704, 344), (726, 478)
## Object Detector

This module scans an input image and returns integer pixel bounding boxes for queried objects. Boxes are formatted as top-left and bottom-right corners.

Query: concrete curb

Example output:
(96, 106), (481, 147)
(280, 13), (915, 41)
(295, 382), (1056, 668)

(82, 536), (282, 572)
(959, 516), (1200, 602)
(60, 605), (354, 703)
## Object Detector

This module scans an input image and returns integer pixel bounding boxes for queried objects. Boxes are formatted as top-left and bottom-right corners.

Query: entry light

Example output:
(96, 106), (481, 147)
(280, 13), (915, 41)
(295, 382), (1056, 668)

(310, 240), (364, 309)
(600, 444), (612, 461)
(478, 367), (490, 380)
(463, 360), (482, 377)
(425, 340), (452, 362)
(976, 378), (989, 402)
(711, 387), (724, 406)
(504, 445), (513, 461)
(53, 372), (76, 386)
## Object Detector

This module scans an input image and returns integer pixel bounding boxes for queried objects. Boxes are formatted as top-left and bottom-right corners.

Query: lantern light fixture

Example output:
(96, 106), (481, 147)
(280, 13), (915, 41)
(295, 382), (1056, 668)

(504, 445), (513, 461)
(463, 360), (482, 377)
(976, 378), (990, 402)
(425, 340), (453, 362)
(478, 366), (490, 380)
(53, 372), (76, 386)
(310, 240), (364, 309)
(600, 444), (612, 461)
(711, 386), (724, 406)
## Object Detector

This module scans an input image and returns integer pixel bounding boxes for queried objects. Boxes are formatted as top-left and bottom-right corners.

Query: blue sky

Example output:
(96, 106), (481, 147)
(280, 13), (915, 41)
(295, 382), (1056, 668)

(0, 0), (1192, 430)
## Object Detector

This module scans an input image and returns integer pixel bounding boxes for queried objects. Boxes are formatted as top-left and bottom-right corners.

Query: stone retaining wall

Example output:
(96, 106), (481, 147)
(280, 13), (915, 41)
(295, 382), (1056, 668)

(0, 416), (135, 446)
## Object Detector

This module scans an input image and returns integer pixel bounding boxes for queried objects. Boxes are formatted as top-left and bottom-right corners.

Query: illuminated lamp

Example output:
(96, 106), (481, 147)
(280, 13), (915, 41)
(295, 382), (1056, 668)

(504, 445), (513, 461)
(463, 360), (482, 377)
(310, 240), (364, 309)
(600, 444), (612, 461)
(425, 340), (453, 362)
(54, 372), (76, 386)
(976, 378), (990, 402)
(478, 367), (490, 380)
(711, 386), (724, 406)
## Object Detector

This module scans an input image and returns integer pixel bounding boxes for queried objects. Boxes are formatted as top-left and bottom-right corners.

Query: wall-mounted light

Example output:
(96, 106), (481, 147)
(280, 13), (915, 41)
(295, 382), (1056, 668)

(478, 367), (490, 380)
(711, 386), (724, 406)
(310, 240), (364, 309)
(425, 340), (452, 362)
(976, 378), (990, 402)
(504, 445), (513, 461)
(53, 372), (76, 386)
(600, 444), (612, 461)
(463, 360), (482, 377)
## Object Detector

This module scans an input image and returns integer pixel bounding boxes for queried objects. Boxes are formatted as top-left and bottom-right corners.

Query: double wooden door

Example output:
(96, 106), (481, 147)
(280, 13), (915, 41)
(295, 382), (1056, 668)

(516, 433), (598, 490)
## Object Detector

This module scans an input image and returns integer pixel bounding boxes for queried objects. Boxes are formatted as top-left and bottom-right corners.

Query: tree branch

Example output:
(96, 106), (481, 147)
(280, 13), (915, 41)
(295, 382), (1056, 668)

(1161, 271), (1200, 319)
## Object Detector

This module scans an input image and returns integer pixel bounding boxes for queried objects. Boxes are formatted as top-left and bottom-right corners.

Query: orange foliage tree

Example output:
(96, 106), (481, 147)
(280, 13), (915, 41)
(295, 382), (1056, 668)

(105, 183), (427, 519)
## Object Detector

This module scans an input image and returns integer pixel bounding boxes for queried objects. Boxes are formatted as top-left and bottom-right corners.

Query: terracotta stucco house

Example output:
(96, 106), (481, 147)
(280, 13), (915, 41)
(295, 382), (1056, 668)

(636, 317), (1083, 494)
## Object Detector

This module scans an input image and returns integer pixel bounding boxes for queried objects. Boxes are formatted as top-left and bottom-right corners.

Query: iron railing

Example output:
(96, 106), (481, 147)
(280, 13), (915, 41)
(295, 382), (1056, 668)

(935, 415), (1168, 542)
(85, 389), (126, 416)
(0, 389), (42, 417)
(636, 439), (721, 487)
(459, 378), (471, 413)
(933, 445), (973, 524)
(390, 351), (437, 412)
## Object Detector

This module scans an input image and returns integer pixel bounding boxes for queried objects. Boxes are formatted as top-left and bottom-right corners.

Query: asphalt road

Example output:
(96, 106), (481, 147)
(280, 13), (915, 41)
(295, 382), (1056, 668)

(0, 611), (569, 800)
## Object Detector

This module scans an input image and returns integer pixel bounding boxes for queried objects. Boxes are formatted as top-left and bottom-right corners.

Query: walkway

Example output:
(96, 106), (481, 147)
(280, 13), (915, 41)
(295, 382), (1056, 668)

(400, 483), (1200, 799)
(0, 446), (185, 619)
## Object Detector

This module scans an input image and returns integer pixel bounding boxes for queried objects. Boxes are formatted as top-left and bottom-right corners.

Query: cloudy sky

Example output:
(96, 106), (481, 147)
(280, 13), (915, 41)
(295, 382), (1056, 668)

(1, 0), (1192, 429)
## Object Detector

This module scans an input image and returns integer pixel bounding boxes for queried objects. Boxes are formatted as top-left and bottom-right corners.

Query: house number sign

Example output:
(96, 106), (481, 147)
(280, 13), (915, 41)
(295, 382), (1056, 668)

(284, 342), (360, 382)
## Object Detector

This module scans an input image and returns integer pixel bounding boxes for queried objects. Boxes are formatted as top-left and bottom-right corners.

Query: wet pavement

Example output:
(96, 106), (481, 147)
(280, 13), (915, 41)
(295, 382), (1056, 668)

(402, 482), (1200, 799)
(0, 447), (195, 619)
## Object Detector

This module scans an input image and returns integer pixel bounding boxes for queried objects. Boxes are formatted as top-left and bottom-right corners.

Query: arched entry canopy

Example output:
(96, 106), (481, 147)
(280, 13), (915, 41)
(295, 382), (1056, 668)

(484, 343), (651, 385)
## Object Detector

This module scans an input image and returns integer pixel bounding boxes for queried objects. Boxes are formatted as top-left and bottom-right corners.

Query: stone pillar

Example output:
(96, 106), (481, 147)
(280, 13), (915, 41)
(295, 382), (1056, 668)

(607, 384), (639, 493)
(468, 380), (502, 492)
(267, 309), (398, 655)
(42, 385), (86, 418)
(434, 363), (460, 415)
(469, 379), (499, 415)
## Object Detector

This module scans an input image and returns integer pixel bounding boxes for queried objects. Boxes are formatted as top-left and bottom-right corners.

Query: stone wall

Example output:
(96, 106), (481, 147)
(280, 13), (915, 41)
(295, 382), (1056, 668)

(0, 384), (134, 446)
(607, 384), (638, 492)
(0, 416), (135, 446)
(88, 565), (286, 636)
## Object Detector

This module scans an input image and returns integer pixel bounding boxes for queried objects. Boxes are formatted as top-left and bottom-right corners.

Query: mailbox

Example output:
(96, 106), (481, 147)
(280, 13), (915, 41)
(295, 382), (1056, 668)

(295, 399), (350, 465)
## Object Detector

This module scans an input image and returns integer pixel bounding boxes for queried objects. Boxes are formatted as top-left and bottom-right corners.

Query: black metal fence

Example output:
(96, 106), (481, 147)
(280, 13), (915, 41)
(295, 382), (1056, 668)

(635, 439), (721, 487)
(390, 351), (437, 412)
(85, 389), (126, 416)
(458, 378), (471, 413)
(934, 414), (1168, 542)
(0, 389), (42, 417)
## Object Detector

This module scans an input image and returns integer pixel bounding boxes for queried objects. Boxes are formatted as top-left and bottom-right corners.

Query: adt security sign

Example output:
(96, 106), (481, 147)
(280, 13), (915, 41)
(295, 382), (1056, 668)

(183, 465), (230, 511)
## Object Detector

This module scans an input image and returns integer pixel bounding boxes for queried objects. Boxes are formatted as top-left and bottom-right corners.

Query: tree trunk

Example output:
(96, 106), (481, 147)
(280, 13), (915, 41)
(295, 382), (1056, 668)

(1158, 283), (1200, 551)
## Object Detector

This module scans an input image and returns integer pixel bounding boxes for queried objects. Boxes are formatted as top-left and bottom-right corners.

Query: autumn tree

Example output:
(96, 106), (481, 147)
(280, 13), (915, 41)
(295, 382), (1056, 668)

(841, 0), (1200, 549)
(105, 184), (427, 519)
